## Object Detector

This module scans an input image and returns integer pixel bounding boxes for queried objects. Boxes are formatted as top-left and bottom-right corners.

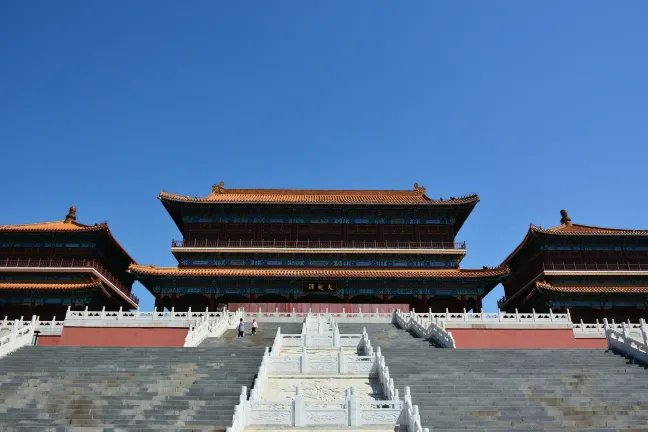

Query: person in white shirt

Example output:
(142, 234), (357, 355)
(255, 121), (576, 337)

(251, 319), (258, 335)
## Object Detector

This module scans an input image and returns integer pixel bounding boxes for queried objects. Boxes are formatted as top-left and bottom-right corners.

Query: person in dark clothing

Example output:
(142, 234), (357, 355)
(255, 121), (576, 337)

(238, 318), (245, 337)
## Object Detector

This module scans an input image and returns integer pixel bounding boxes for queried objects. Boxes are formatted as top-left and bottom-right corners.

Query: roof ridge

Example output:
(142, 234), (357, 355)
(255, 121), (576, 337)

(158, 188), (479, 205)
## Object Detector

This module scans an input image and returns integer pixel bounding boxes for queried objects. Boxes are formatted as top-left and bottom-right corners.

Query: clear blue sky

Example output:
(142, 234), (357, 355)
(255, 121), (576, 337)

(1, 1), (647, 312)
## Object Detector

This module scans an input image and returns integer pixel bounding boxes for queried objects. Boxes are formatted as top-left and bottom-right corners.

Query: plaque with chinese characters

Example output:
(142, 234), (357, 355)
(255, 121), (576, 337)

(302, 281), (337, 293)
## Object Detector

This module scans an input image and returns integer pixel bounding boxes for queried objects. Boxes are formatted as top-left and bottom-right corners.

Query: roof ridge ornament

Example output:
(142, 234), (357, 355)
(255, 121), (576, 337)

(560, 209), (572, 226)
(64, 206), (77, 224)
(212, 181), (225, 194)
(413, 183), (426, 195)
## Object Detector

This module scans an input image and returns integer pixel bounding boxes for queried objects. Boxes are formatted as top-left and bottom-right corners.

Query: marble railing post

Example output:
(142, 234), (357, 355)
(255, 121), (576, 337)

(641, 319), (648, 348)
(348, 386), (359, 426)
(294, 386), (305, 426)
(301, 346), (308, 373)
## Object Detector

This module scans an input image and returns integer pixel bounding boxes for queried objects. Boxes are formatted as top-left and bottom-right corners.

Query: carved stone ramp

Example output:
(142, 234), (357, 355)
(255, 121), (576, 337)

(357, 324), (648, 432)
(0, 345), (266, 431)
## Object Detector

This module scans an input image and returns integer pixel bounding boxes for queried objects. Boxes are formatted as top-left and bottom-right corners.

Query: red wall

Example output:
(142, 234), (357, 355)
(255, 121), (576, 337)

(37, 335), (62, 346)
(231, 303), (408, 313)
(450, 329), (608, 349)
(53, 327), (188, 347)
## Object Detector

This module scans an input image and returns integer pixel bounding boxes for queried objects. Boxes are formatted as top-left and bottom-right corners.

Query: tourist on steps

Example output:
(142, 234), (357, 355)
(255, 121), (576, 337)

(238, 318), (244, 337)
(251, 319), (258, 335)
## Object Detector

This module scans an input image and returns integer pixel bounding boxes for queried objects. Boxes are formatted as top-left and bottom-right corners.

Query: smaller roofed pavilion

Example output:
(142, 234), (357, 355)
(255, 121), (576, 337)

(0, 207), (138, 320)
(499, 209), (648, 322)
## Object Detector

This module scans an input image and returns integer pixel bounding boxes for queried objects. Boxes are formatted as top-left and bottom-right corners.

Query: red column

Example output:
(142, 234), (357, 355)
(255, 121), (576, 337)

(383, 294), (389, 304)
(460, 294), (467, 311)
(210, 294), (216, 310)
(171, 293), (177, 309)
(476, 296), (483, 312)
(421, 294), (429, 311)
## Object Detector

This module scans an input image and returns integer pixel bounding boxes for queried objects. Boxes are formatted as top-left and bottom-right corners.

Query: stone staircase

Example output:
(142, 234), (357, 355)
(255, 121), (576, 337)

(340, 323), (648, 431)
(0, 322), (302, 432)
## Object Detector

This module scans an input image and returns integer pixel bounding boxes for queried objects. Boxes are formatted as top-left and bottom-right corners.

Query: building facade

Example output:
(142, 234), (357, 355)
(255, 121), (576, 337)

(130, 183), (509, 311)
(498, 210), (648, 322)
(0, 207), (139, 319)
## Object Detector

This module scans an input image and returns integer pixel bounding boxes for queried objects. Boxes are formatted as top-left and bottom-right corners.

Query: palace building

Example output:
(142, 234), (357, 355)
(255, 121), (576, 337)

(129, 183), (509, 311)
(0, 207), (139, 319)
(498, 209), (648, 322)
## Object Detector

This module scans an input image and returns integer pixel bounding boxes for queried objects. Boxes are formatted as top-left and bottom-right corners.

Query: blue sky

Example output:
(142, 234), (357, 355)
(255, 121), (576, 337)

(1, 1), (647, 312)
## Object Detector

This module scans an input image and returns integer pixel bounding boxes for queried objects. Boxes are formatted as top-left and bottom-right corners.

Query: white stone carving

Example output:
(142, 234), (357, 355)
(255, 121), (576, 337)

(304, 410), (347, 425)
(605, 318), (648, 365)
(0, 317), (35, 359)
(248, 409), (291, 425)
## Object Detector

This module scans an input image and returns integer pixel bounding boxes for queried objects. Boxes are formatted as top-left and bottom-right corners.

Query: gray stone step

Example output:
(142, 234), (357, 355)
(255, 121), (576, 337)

(0, 344), (264, 431)
(339, 323), (648, 431)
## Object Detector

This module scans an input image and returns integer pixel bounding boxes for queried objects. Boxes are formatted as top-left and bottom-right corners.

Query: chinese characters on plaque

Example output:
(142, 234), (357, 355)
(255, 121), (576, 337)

(302, 281), (337, 293)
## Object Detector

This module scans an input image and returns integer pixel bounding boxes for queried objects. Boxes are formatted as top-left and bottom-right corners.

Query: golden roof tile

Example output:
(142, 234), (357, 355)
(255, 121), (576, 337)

(159, 183), (479, 205)
(0, 280), (102, 291)
(128, 264), (509, 279)
(535, 280), (648, 294)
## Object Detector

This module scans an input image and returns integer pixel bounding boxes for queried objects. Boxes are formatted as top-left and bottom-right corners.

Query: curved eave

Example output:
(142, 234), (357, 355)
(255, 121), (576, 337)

(532, 226), (648, 237)
(159, 192), (480, 235)
(158, 191), (480, 206)
(0, 280), (103, 291)
(501, 228), (536, 270)
(129, 264), (509, 280)
(0, 222), (137, 265)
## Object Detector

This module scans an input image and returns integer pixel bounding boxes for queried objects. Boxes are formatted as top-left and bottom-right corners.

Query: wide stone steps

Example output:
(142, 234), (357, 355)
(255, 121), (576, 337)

(343, 323), (648, 431)
(199, 322), (303, 348)
(0, 344), (266, 432)
(0, 321), (305, 431)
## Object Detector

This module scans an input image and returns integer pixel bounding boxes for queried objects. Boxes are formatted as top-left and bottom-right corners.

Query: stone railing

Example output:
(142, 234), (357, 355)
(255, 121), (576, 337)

(184, 310), (242, 347)
(268, 347), (376, 375)
(0, 318), (36, 359)
(402, 387), (426, 432)
(242, 308), (394, 323)
(604, 318), (648, 365)
(395, 310), (456, 348)
(415, 308), (571, 324)
(64, 306), (232, 322)
(1, 316), (65, 332)
(574, 319), (645, 337)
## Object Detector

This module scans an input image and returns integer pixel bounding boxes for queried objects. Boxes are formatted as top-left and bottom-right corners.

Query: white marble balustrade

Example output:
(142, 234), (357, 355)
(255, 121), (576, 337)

(184, 309), (243, 347)
(394, 310), (456, 348)
(604, 318), (648, 365)
(64, 306), (240, 322)
(415, 308), (572, 324)
(0, 317), (36, 359)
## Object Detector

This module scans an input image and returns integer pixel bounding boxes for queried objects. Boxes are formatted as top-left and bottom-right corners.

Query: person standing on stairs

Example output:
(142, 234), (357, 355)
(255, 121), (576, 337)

(251, 319), (258, 335)
(238, 318), (245, 337)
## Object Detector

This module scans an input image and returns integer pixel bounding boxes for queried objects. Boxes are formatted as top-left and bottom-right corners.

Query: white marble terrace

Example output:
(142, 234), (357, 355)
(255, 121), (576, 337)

(226, 314), (429, 432)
